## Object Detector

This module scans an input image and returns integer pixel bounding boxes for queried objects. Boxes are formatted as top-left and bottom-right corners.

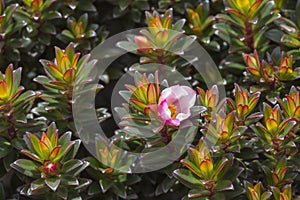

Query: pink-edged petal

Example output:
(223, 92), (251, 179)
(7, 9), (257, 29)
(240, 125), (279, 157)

(158, 99), (172, 121)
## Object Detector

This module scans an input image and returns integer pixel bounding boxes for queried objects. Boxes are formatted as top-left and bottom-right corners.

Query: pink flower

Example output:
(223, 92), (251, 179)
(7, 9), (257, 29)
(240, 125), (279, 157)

(158, 85), (196, 126)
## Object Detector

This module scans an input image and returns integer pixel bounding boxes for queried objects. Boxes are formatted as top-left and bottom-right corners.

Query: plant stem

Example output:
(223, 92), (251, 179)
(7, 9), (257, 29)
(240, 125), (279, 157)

(244, 21), (254, 52)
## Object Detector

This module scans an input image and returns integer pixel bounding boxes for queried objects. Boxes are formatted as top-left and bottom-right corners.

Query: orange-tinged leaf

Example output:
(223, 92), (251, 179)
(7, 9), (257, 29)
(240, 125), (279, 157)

(129, 98), (147, 112)
(181, 159), (202, 178)
(199, 159), (213, 179)
(49, 146), (61, 160)
(249, 188), (260, 200)
(0, 80), (8, 100)
(134, 36), (152, 48)
(197, 87), (206, 105)
(153, 16), (163, 29)
(39, 141), (50, 159)
(41, 132), (52, 149)
(137, 84), (147, 102)
(249, 0), (263, 17)
(207, 94), (217, 108)
(55, 46), (64, 63)
(225, 8), (245, 19)
(27, 133), (43, 157)
(141, 74), (148, 85)
(21, 150), (41, 162)
(46, 63), (63, 80)
(294, 106), (300, 118)
(191, 12), (201, 26)
(244, 54), (256, 68)
(225, 112), (235, 132)
(5, 64), (13, 96)
(155, 30), (169, 44)
(31, 0), (43, 10)
(282, 185), (292, 199)
(189, 147), (201, 166)
(237, 104), (249, 117)
(286, 96), (296, 115)
(63, 68), (76, 83)
(246, 67), (260, 77)
(147, 83), (157, 104)
(237, 91), (248, 105)
(280, 56), (292, 68)
(272, 173), (280, 185)
(75, 22), (84, 35)
(59, 54), (71, 73)
(249, 92), (260, 111)
(271, 106), (281, 123)
(162, 15), (172, 29)
(266, 118), (278, 135)
(219, 131), (229, 140)
(253, 182), (261, 193)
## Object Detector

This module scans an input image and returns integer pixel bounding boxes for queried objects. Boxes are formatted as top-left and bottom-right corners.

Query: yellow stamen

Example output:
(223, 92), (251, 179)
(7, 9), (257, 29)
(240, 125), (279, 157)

(168, 104), (178, 119)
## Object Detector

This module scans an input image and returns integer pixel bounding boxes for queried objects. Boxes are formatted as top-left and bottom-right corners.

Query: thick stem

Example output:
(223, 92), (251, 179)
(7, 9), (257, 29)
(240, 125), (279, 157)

(244, 21), (254, 52)
(4, 104), (17, 141)
(160, 125), (171, 144)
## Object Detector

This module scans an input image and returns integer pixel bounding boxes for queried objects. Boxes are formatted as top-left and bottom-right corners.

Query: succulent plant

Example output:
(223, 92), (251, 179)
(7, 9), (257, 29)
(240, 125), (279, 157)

(106, 0), (150, 24)
(173, 138), (241, 199)
(278, 86), (300, 119)
(263, 159), (295, 188)
(186, 2), (219, 51)
(272, 185), (293, 200)
(0, 64), (36, 139)
(117, 8), (196, 65)
(1, 0), (300, 199)
(197, 85), (220, 122)
(245, 181), (272, 200)
(124, 71), (161, 116)
(203, 111), (247, 153)
(33, 44), (97, 132)
(251, 103), (298, 157)
(85, 140), (139, 199)
(59, 13), (98, 51)
(243, 50), (300, 90)
(214, 0), (280, 70)
(0, 4), (28, 65)
(11, 123), (90, 199)
(226, 84), (262, 125)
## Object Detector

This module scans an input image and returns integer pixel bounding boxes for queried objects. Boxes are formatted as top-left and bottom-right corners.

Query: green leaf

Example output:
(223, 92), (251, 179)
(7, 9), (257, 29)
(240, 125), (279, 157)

(58, 131), (72, 145)
(56, 186), (68, 199)
(0, 182), (5, 200)
(60, 174), (79, 186)
(188, 189), (210, 198)
(99, 178), (113, 193)
(53, 141), (74, 162)
(31, 179), (45, 191)
(296, 0), (300, 27)
(0, 137), (12, 159)
(42, 11), (61, 20)
(213, 180), (234, 192)
(68, 161), (89, 176)
(60, 159), (83, 174)
(45, 177), (61, 191)
(112, 182), (127, 199)
(173, 169), (204, 188)
(88, 182), (101, 195)
(41, 22), (56, 35)
(11, 159), (40, 178)
(62, 139), (81, 162)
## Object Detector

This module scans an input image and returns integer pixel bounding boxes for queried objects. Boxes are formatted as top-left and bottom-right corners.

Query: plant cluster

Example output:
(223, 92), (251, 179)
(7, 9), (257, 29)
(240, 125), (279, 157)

(0, 0), (299, 200)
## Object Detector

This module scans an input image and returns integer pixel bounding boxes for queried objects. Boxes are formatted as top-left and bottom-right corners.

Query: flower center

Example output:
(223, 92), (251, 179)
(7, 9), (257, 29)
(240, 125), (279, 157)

(168, 104), (178, 119)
